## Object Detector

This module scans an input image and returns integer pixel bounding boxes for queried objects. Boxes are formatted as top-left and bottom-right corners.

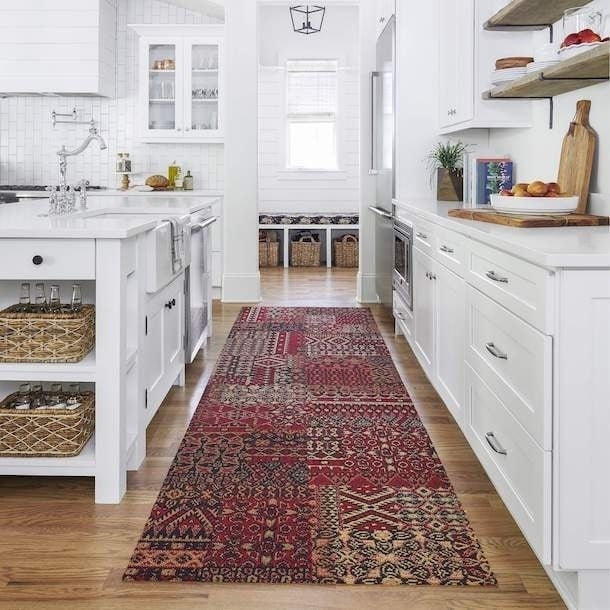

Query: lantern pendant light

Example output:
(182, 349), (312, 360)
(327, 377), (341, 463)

(290, 5), (326, 35)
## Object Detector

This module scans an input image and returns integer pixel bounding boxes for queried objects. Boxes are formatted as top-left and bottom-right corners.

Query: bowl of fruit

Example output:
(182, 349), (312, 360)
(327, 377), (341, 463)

(490, 182), (579, 215)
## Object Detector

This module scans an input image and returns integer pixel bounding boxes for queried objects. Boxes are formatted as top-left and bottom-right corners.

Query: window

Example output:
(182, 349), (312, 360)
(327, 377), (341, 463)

(286, 59), (338, 171)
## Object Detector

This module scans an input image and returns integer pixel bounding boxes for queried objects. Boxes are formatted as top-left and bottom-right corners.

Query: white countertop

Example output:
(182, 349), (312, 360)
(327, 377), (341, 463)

(0, 195), (221, 239)
(395, 199), (610, 269)
(93, 189), (223, 198)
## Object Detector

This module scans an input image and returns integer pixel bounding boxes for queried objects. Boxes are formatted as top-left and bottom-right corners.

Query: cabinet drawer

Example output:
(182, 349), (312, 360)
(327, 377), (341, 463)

(466, 240), (553, 333)
(434, 226), (465, 277)
(466, 287), (552, 449)
(465, 365), (551, 563)
(0, 239), (95, 280)
(413, 219), (436, 254)
(393, 290), (413, 342)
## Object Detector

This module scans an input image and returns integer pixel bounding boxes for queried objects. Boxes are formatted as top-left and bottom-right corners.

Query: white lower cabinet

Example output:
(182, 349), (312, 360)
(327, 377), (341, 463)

(396, 205), (610, 609)
(412, 247), (465, 427)
(145, 274), (185, 423)
(413, 248), (435, 377)
(465, 363), (551, 563)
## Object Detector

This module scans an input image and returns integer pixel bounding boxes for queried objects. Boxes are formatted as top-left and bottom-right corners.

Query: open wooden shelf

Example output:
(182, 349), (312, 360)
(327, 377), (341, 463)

(485, 0), (593, 30)
(484, 43), (609, 99)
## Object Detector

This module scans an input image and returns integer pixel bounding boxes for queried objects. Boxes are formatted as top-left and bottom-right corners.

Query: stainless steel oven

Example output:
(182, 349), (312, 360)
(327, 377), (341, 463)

(393, 219), (413, 310)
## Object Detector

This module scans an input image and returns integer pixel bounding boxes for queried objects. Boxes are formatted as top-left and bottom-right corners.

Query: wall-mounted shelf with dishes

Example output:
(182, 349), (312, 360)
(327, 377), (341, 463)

(484, 0), (594, 41)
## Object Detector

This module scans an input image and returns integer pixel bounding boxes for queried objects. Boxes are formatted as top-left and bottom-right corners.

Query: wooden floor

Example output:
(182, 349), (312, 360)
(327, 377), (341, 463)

(0, 268), (566, 610)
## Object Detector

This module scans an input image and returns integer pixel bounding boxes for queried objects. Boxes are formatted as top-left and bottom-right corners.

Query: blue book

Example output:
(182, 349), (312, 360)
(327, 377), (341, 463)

(476, 160), (514, 205)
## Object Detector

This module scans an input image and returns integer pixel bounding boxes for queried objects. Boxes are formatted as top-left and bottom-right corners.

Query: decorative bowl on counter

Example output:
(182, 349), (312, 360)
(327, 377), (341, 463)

(490, 194), (579, 216)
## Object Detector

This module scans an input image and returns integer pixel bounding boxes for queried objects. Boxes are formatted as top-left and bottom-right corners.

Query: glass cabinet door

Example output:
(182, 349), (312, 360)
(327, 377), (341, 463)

(186, 42), (222, 138)
(146, 43), (181, 136)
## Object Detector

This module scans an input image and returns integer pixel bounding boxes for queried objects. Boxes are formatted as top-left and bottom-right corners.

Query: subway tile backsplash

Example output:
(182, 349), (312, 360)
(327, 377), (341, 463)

(0, 0), (224, 191)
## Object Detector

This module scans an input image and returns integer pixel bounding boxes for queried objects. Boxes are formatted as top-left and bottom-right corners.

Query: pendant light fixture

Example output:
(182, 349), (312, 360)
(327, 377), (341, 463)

(290, 5), (326, 35)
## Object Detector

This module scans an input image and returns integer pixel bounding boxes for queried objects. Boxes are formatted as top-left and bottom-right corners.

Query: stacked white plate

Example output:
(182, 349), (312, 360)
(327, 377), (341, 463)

(526, 60), (560, 73)
(491, 67), (527, 86)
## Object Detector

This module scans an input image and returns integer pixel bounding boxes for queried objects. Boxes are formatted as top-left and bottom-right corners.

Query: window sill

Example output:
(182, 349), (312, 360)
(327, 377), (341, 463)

(277, 169), (347, 181)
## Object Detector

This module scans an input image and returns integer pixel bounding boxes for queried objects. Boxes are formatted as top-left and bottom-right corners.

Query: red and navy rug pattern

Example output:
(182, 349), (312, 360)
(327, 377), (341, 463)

(124, 307), (496, 586)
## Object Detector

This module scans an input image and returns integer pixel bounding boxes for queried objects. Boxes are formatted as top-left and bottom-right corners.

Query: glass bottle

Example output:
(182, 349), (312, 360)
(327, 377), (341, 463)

(14, 383), (32, 410)
(183, 171), (194, 191)
(34, 282), (47, 313)
(116, 153), (124, 172)
(174, 168), (184, 190)
(19, 283), (31, 312)
(30, 382), (44, 409)
(123, 153), (132, 173)
(71, 284), (82, 312)
(49, 285), (61, 312)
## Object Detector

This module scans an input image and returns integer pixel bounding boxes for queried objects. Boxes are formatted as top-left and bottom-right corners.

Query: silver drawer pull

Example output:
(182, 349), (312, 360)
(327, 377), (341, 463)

(485, 342), (508, 360)
(485, 432), (508, 456)
(416, 232), (428, 240)
(395, 311), (405, 320)
(486, 270), (509, 283)
(440, 245), (454, 254)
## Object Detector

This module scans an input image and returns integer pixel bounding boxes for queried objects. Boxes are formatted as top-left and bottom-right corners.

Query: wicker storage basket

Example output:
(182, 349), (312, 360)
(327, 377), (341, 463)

(334, 234), (359, 268)
(259, 230), (279, 267)
(291, 235), (321, 267)
(0, 391), (95, 457)
(0, 304), (95, 363)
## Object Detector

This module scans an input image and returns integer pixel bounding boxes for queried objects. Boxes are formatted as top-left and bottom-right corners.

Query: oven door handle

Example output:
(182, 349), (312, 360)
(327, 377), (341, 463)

(368, 206), (393, 220)
(192, 216), (218, 232)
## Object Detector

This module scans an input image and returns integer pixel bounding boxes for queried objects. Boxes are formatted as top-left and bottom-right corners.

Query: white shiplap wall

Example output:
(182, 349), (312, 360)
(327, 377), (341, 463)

(0, 0), (224, 190)
(258, 5), (360, 215)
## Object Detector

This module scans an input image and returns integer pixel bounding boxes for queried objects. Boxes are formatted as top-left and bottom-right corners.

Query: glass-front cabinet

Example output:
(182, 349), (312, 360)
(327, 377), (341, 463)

(131, 25), (224, 143)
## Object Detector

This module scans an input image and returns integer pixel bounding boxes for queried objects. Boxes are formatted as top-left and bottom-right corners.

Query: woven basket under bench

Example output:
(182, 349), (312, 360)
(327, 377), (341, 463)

(259, 230), (280, 267)
(0, 392), (95, 457)
(291, 235), (321, 267)
(334, 234), (359, 268)
(0, 304), (95, 363)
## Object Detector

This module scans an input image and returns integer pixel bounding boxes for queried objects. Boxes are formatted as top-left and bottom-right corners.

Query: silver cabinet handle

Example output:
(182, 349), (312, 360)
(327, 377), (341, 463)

(485, 342), (508, 360)
(416, 232), (428, 240)
(368, 205), (393, 220)
(395, 310), (405, 320)
(425, 272), (430, 279)
(486, 270), (509, 283)
(485, 432), (508, 456)
(440, 245), (454, 254)
(370, 71), (381, 173)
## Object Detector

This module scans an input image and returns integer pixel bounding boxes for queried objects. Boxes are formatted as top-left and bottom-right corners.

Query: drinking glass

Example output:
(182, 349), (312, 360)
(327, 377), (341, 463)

(161, 80), (174, 100)
(31, 382), (43, 408)
(49, 285), (61, 312)
(71, 284), (82, 312)
(19, 283), (31, 311)
(34, 283), (47, 312)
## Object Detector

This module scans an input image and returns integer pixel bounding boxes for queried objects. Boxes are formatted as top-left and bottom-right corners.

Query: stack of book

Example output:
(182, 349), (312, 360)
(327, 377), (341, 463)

(463, 153), (514, 207)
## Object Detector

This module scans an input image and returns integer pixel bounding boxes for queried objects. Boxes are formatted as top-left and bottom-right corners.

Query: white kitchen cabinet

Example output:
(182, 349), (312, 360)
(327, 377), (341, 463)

(375, 0), (395, 37)
(437, 0), (532, 133)
(145, 273), (185, 422)
(413, 248), (435, 378)
(435, 262), (466, 423)
(412, 247), (465, 425)
(0, 0), (117, 96)
(130, 24), (225, 143)
(438, 0), (474, 128)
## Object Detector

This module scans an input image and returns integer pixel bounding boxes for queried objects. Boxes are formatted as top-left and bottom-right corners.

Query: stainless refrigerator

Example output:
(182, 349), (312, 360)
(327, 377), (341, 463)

(369, 15), (395, 308)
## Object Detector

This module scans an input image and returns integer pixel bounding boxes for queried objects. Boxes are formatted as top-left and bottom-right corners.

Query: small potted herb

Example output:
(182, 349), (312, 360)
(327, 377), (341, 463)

(426, 140), (469, 202)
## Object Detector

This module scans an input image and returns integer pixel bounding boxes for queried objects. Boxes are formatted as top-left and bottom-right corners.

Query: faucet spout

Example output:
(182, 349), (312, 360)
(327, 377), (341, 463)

(56, 121), (107, 186)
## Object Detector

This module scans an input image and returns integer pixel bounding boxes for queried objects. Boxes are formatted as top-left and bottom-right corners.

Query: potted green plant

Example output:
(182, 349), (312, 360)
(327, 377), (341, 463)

(426, 140), (469, 202)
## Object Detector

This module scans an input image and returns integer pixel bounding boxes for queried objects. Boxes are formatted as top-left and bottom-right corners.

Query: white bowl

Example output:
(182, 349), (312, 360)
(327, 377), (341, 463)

(490, 194), (579, 216)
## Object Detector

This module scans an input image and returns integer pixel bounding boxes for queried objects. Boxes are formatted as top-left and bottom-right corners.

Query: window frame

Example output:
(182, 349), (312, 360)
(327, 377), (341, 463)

(284, 58), (341, 172)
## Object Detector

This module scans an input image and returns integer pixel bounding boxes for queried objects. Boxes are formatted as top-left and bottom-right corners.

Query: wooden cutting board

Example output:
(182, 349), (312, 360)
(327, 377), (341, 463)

(557, 100), (597, 214)
(449, 208), (609, 228)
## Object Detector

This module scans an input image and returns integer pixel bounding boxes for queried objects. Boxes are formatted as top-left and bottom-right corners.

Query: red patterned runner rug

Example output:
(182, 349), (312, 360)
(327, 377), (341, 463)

(124, 307), (496, 585)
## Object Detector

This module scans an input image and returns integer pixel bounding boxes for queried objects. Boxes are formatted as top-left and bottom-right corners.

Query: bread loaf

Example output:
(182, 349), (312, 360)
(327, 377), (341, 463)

(145, 175), (170, 189)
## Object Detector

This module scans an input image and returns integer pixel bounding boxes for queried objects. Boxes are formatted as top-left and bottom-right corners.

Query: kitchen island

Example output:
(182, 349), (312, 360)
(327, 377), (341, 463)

(0, 195), (220, 503)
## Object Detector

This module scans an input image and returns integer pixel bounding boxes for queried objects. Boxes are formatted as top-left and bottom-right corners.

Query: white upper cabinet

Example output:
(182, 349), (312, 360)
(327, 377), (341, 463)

(130, 24), (225, 143)
(0, 0), (117, 96)
(438, 0), (532, 133)
(376, 0), (395, 37)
